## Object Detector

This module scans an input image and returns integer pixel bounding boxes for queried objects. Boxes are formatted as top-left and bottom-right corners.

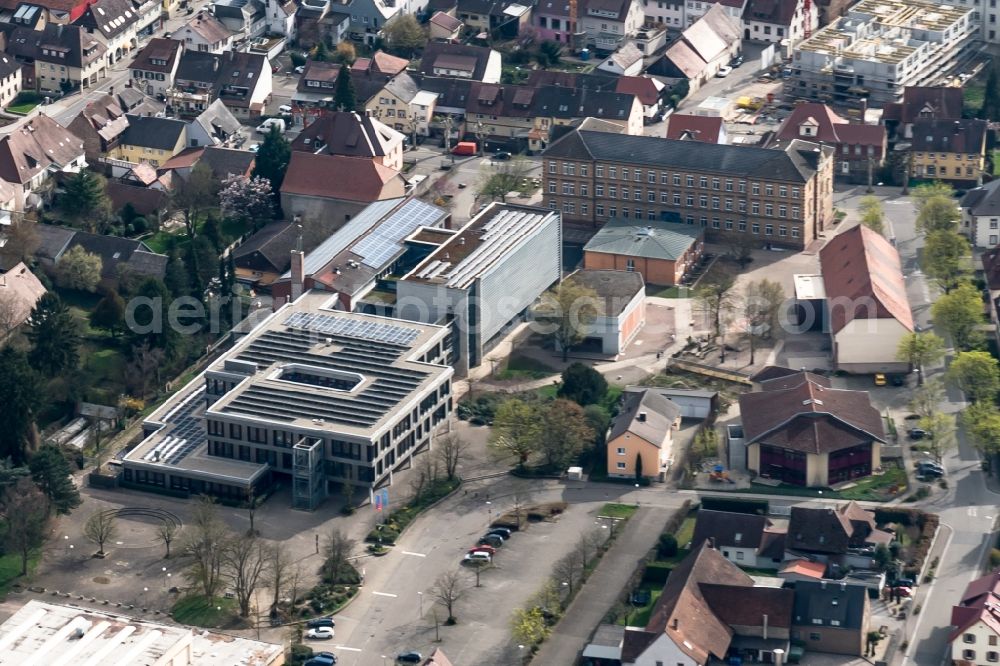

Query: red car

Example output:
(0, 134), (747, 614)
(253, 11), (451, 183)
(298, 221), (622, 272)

(469, 545), (496, 556)
(892, 586), (914, 597)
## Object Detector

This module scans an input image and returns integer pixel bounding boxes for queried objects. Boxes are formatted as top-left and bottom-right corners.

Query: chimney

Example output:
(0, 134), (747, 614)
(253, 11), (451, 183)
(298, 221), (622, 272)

(290, 238), (304, 302)
(671, 618), (679, 630)
(638, 411), (647, 422)
(762, 614), (768, 640)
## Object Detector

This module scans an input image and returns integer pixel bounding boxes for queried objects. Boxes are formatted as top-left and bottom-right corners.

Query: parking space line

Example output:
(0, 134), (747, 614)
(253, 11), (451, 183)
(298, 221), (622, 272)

(334, 646), (362, 652)
(401, 551), (426, 558)
(372, 591), (398, 598)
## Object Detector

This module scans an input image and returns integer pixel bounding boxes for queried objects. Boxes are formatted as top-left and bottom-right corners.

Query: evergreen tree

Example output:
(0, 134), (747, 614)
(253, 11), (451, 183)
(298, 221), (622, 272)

(981, 66), (1000, 122)
(227, 254), (237, 292)
(334, 65), (357, 112)
(129, 277), (179, 355)
(90, 288), (125, 338)
(26, 292), (80, 377)
(61, 170), (108, 225)
(28, 445), (81, 515)
(184, 241), (205, 300)
(203, 211), (223, 252)
(0, 348), (42, 465)
(252, 126), (291, 192)
(164, 250), (191, 297)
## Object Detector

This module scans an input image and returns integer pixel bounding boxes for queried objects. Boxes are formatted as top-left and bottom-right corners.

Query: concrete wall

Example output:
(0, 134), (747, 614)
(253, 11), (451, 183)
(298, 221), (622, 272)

(584, 253), (681, 286)
(280, 193), (371, 229)
(833, 318), (911, 374)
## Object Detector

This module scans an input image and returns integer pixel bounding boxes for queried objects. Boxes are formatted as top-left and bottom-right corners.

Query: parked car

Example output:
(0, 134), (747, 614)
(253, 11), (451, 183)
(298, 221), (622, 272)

(307, 617), (336, 629)
(908, 428), (927, 440)
(464, 551), (492, 564)
(305, 652), (338, 666)
(256, 118), (286, 134)
(397, 651), (423, 663)
(894, 577), (916, 588)
(278, 104), (293, 114)
(891, 375), (905, 386)
(477, 534), (503, 548)
(469, 544), (496, 556)
(295, 65), (305, 74)
(716, 66), (733, 77)
(874, 373), (887, 386)
(918, 468), (943, 479)
(305, 627), (335, 640)
(487, 527), (513, 539)
(891, 586), (914, 597)
(248, 143), (261, 153)
(730, 55), (744, 67)
(493, 150), (512, 161)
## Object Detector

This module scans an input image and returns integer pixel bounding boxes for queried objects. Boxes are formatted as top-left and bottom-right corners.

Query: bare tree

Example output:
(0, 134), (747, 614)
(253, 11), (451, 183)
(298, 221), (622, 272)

(287, 562), (304, 615)
(511, 490), (530, 530)
(157, 521), (179, 559)
(432, 571), (465, 623)
(2, 477), (47, 575)
(222, 533), (270, 617)
(124, 342), (165, 399)
(323, 529), (356, 584)
(84, 510), (118, 556)
(468, 558), (494, 587)
(0, 219), (38, 266)
(184, 495), (229, 599)
(552, 551), (582, 597)
(268, 542), (290, 612)
(409, 454), (439, 502)
(437, 433), (470, 481)
(0, 289), (20, 340)
(244, 490), (258, 536)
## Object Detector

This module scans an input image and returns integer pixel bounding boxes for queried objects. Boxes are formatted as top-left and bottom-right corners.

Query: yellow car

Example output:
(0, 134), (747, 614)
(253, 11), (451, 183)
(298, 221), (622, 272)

(874, 373), (887, 386)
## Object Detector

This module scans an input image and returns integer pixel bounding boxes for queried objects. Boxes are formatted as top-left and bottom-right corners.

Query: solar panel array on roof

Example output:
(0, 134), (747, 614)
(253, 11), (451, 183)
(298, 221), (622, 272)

(351, 198), (445, 269)
(443, 209), (547, 289)
(284, 312), (421, 346)
(142, 388), (206, 466)
(292, 198), (402, 277)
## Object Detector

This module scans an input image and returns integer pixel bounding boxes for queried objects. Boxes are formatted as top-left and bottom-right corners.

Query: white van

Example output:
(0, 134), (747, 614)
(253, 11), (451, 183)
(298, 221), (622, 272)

(255, 118), (286, 134)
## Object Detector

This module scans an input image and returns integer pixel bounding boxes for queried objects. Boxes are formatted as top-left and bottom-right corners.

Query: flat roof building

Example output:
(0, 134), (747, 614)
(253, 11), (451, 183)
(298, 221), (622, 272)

(0, 600), (284, 665)
(788, 0), (975, 107)
(397, 202), (561, 374)
(122, 292), (453, 510)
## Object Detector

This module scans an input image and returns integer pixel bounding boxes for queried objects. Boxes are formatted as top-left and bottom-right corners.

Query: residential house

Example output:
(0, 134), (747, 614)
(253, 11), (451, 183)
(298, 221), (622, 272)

(621, 542), (794, 665)
(293, 60), (342, 107)
(532, 0), (574, 43)
(455, 0), (527, 36)
(677, 0), (747, 28)
(417, 42), (501, 84)
(778, 559), (828, 583)
(280, 152), (406, 230)
(32, 224), (168, 289)
(269, 196), (449, 305)
(787, 502), (892, 557)
(186, 98), (242, 148)
(580, 0), (645, 52)
(596, 41), (644, 76)
(411, 74), (470, 141)
(614, 75), (665, 122)
(526, 70), (665, 122)
(788, 0), (975, 107)
(397, 203), (561, 374)
(66, 92), (130, 163)
(175, 11), (235, 53)
(105, 181), (169, 219)
(606, 388), (680, 480)
(197, 144), (255, 178)
(127, 37), (183, 97)
(561, 269), (645, 355)
(742, 0), (817, 48)
(292, 111), (405, 171)
(212, 0), (266, 41)
(792, 581), (870, 656)
(654, 5), (741, 94)
(352, 50), (409, 77)
(881, 86), (964, 143)
(343, 0), (400, 44)
(624, 386), (718, 418)
(0, 115), (86, 209)
(583, 216), (703, 286)
(965, 181), (1000, 248)
(0, 55), (23, 109)
(429, 10), (463, 40)
(909, 118), (987, 185)
(0, 261), (45, 336)
(73, 0), (140, 65)
(364, 71), (421, 133)
(666, 113), (727, 143)
(25, 23), (109, 93)
(691, 509), (787, 569)
(294, 3), (350, 50)
(232, 220), (297, 287)
(819, 224), (913, 374)
(111, 115), (188, 166)
(542, 128), (835, 250)
(263, 0), (297, 36)
(979, 246), (1000, 356)
(134, 0), (164, 36)
(168, 49), (272, 120)
(409, 90), (439, 138)
(949, 570), (1000, 666)
(767, 103), (886, 183)
(738, 371), (885, 487)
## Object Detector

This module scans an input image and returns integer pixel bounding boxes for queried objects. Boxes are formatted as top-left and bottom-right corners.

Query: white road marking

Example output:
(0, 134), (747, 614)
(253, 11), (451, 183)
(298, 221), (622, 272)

(333, 645), (362, 652)
(968, 507), (978, 517)
(401, 551), (426, 558)
(372, 591), (398, 598)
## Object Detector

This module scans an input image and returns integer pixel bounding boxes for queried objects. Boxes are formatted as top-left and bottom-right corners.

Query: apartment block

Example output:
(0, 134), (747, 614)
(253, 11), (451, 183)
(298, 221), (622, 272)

(788, 0), (976, 108)
(122, 292), (454, 510)
(541, 129), (835, 250)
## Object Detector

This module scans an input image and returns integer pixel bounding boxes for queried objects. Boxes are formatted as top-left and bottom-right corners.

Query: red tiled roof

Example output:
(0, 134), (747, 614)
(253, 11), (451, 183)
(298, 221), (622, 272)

(772, 103), (885, 150)
(819, 224), (914, 333)
(780, 559), (827, 579)
(615, 76), (659, 106)
(280, 153), (399, 201)
(950, 571), (1000, 643)
(883, 86), (964, 125)
(666, 114), (724, 143)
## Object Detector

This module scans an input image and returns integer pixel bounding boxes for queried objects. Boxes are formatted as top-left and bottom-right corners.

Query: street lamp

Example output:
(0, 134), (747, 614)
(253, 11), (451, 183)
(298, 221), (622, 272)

(418, 591), (424, 617)
(142, 587), (148, 608)
(486, 500), (493, 529)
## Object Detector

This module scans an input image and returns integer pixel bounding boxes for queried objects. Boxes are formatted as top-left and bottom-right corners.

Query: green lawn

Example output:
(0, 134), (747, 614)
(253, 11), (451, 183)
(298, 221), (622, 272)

(0, 550), (40, 594)
(494, 354), (559, 381)
(7, 102), (37, 115)
(646, 285), (688, 298)
(993, 150), (1000, 177)
(171, 595), (239, 628)
(674, 515), (696, 549)
(618, 584), (663, 626)
(141, 230), (177, 254)
(838, 467), (908, 501)
(600, 503), (638, 520)
(965, 83), (985, 115)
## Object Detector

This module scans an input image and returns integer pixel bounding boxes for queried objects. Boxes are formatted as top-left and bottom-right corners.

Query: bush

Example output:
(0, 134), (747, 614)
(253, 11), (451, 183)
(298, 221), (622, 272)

(658, 533), (678, 558)
(642, 562), (673, 584)
(132, 217), (147, 234)
(13, 91), (40, 105)
(290, 52), (306, 67)
(289, 644), (314, 665)
(701, 497), (768, 515)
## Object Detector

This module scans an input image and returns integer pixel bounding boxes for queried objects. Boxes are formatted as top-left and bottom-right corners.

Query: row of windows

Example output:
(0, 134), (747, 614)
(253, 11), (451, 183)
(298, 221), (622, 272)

(914, 152), (979, 160)
(919, 165), (978, 177)
(552, 183), (803, 218)
(548, 161), (802, 197)
(960, 649), (999, 662)
(550, 200), (801, 238)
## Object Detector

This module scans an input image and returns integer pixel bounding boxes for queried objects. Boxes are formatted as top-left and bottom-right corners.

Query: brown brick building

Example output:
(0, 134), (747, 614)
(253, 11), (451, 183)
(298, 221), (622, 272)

(541, 129), (835, 251)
